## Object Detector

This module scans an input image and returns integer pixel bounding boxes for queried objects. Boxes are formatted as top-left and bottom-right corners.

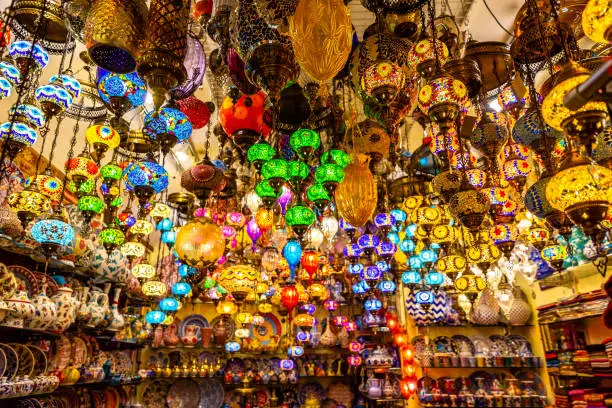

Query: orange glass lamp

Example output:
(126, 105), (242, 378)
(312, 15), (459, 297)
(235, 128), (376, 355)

(301, 249), (319, 283)
(399, 376), (418, 399)
(217, 264), (260, 302)
(216, 300), (238, 316)
(582, 0), (612, 44)
(293, 313), (315, 331)
(402, 363), (417, 377)
(385, 312), (399, 332)
(281, 285), (299, 314)
(255, 207), (274, 234)
(400, 345), (414, 363)
(393, 330), (409, 347)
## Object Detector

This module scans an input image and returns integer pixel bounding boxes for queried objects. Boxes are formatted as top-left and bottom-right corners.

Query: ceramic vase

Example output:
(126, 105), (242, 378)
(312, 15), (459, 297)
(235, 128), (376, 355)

(181, 324), (200, 347)
(470, 288), (500, 325)
(84, 290), (109, 328)
(50, 286), (79, 331)
(506, 288), (532, 326)
(163, 318), (180, 347)
(201, 327), (212, 348)
(213, 319), (229, 346)
(107, 287), (125, 331)
(91, 248), (129, 284)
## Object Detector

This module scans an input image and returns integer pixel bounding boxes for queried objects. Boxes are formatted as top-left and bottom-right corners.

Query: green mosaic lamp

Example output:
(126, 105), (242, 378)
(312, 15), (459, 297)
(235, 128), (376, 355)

(285, 204), (315, 239)
(261, 157), (289, 193)
(290, 128), (320, 161)
(315, 163), (345, 194)
(78, 194), (105, 223)
(255, 180), (280, 208)
(321, 149), (350, 168)
(247, 142), (276, 170)
(307, 183), (331, 212)
(100, 162), (123, 186)
(288, 160), (310, 193)
(98, 225), (126, 253)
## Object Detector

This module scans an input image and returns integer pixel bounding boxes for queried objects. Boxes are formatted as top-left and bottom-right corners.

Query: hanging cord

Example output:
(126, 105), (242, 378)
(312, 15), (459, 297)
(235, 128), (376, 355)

(482, 0), (514, 38)
(546, 0), (579, 61)
(427, 0), (442, 73)
(56, 104), (83, 209)
(33, 121), (51, 176)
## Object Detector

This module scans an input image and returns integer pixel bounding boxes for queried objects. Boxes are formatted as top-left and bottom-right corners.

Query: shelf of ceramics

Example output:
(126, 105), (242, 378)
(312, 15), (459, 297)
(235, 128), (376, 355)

(538, 311), (604, 325)
(538, 254), (612, 290)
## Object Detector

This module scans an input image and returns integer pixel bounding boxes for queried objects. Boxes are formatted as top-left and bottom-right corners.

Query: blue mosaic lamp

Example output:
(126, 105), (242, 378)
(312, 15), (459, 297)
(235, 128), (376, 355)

(352, 280), (369, 295)
(343, 242), (362, 260)
(364, 298), (382, 311)
(374, 212), (396, 234)
(0, 121), (37, 156)
(348, 262), (364, 275)
(31, 217), (75, 256)
(424, 271), (445, 290)
(361, 265), (382, 282)
(161, 230), (176, 247)
(145, 310), (166, 326)
(357, 234), (380, 254)
(378, 280), (397, 294)
(97, 69), (147, 115)
(376, 241), (397, 260)
(0, 77), (11, 99)
(225, 341), (241, 353)
(10, 104), (46, 129)
(9, 40), (49, 71)
(123, 160), (169, 203)
(143, 106), (193, 152)
(414, 288), (435, 311)
(156, 218), (173, 231)
(172, 281), (192, 297)
(35, 83), (73, 117)
(159, 297), (180, 313)
(49, 74), (82, 99)
(0, 61), (21, 87)
(401, 270), (422, 291)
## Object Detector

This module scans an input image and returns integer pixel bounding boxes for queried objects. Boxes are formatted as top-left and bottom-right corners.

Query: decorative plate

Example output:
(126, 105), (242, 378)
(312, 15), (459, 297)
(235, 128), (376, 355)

(439, 376), (457, 394)
(298, 382), (326, 404)
(104, 387), (121, 408)
(516, 370), (546, 395)
(142, 380), (170, 408)
(454, 377), (471, 395)
(198, 381), (224, 408)
(51, 336), (71, 372)
(210, 316), (236, 342)
(326, 381), (354, 407)
(167, 379), (200, 408)
(411, 335), (432, 362)
(9, 343), (34, 378)
(489, 335), (510, 357)
(433, 336), (455, 354)
(31, 272), (59, 296)
(179, 314), (210, 344)
(249, 313), (281, 347)
(147, 351), (168, 369)
(468, 371), (496, 393)
(417, 376), (437, 394)
(507, 334), (533, 357)
(451, 335), (475, 357)
(470, 335), (493, 357)
(7, 265), (38, 296)
(70, 336), (88, 367)
(224, 357), (245, 373)
(0, 347), (6, 377)
(27, 345), (47, 376)
(0, 343), (19, 379)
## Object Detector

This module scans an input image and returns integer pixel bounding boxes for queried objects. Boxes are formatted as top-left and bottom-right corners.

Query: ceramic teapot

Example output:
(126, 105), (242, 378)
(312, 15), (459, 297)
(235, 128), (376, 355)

(365, 346), (394, 369)
(75, 287), (91, 324)
(50, 286), (79, 331)
(84, 290), (109, 328)
(5, 287), (35, 328)
(366, 375), (383, 399)
(29, 284), (58, 330)
(181, 324), (201, 347)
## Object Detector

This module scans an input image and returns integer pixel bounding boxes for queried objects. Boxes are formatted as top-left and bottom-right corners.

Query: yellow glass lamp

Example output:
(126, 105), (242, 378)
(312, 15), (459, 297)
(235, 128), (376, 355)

(85, 124), (120, 159)
(142, 279), (167, 297)
(418, 75), (470, 133)
(582, 0), (612, 43)
(130, 219), (154, 237)
(150, 202), (172, 222)
(407, 37), (450, 78)
(306, 283), (328, 302)
(293, 313), (315, 330)
(131, 263), (156, 281)
(235, 312), (253, 326)
(402, 195), (424, 215)
(217, 264), (260, 302)
(216, 300), (238, 316)
(454, 271), (487, 302)
(466, 241), (501, 271)
(528, 227), (551, 250)
(121, 241), (145, 259)
(436, 254), (467, 279)
(542, 61), (608, 148)
(448, 188), (490, 232)
(429, 224), (456, 250)
(541, 242), (567, 270)
(410, 203), (442, 233)
(489, 223), (519, 257)
(546, 143), (612, 236)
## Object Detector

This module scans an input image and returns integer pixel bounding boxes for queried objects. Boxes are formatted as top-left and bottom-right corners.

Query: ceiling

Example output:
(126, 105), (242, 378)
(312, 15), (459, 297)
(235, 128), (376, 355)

(0, 0), (525, 194)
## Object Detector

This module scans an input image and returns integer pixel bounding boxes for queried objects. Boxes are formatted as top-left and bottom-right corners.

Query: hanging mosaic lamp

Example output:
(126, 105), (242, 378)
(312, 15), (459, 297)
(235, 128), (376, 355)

(582, 0), (612, 43)
(417, 74), (470, 133)
(177, 96), (211, 130)
(175, 214), (225, 268)
(78, 194), (105, 223)
(98, 225), (126, 253)
(97, 69), (147, 116)
(66, 154), (99, 192)
(143, 105), (193, 153)
(407, 37), (450, 78)
(180, 158), (226, 207)
(361, 60), (406, 105)
(31, 216), (75, 257)
(290, 128), (320, 161)
(335, 154), (377, 227)
(217, 264), (260, 302)
(285, 204), (315, 239)
(314, 163), (345, 195)
(248, 142), (276, 170)
(85, 124), (120, 160)
(219, 91), (270, 154)
(35, 82), (73, 117)
(261, 157), (290, 193)
(0, 121), (38, 157)
(123, 159), (169, 204)
(9, 40), (49, 74)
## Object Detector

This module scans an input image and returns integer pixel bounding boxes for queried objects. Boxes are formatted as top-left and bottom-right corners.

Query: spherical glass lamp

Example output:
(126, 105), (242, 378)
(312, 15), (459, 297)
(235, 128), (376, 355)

(123, 159), (169, 204)
(145, 310), (166, 326)
(407, 38), (450, 78)
(131, 263), (156, 281)
(285, 204), (315, 238)
(0, 121), (37, 156)
(418, 75), (470, 133)
(77, 194), (105, 222)
(489, 223), (518, 257)
(287, 161), (310, 193)
(466, 241), (501, 271)
(143, 107), (193, 153)
(49, 74), (81, 99)
(261, 157), (289, 193)
(448, 188), (490, 232)
(9, 40), (49, 72)
(31, 217), (75, 256)
(583, 0), (612, 43)
(314, 163), (345, 194)
(374, 213), (396, 235)
(217, 264), (260, 302)
(414, 289), (435, 311)
(171, 282), (190, 298)
(435, 254), (466, 279)
(121, 241), (146, 259)
(306, 183), (331, 212)
(98, 226), (125, 253)
(0, 61), (21, 88)
(541, 242), (567, 270)
(247, 142), (275, 170)
(255, 180), (281, 209)
(86, 125), (120, 158)
(142, 280), (167, 298)
(159, 297), (180, 313)
(361, 60), (406, 104)
(175, 216), (225, 268)
(100, 162), (122, 187)
(98, 70), (147, 115)
(290, 128), (320, 160)
(321, 149), (350, 168)
(66, 154), (99, 191)
(35, 83), (73, 117)
(24, 175), (62, 203)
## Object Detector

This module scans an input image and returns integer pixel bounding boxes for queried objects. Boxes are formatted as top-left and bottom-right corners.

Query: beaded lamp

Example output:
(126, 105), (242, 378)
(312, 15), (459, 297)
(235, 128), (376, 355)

(9, 40), (49, 73)
(123, 160), (169, 204)
(143, 106), (193, 153)
(247, 142), (275, 170)
(98, 225), (126, 253)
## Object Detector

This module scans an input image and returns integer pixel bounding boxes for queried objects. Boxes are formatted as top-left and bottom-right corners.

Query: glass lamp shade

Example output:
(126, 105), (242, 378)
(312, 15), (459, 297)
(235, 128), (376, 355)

(583, 0), (612, 43)
(235, 311), (253, 326)
(6, 188), (48, 224)
(288, 346), (304, 358)
(49, 74), (81, 99)
(401, 270), (422, 286)
(358, 234), (381, 251)
(100, 163), (122, 184)
(156, 218), (173, 232)
(262, 157), (290, 185)
(172, 282), (192, 297)
(343, 243), (363, 259)
(280, 285), (299, 311)
(97, 70), (147, 113)
(143, 106), (193, 145)
(542, 61), (609, 131)
(454, 273), (487, 294)
(347, 355), (362, 367)
(86, 125), (120, 153)
(176, 96), (210, 130)
(528, 227), (550, 248)
(294, 313), (315, 329)
(255, 180), (281, 207)
(512, 107), (563, 148)
(66, 155), (99, 184)
(419, 248), (437, 264)
(131, 263), (156, 280)
(31, 218), (75, 249)
(503, 143), (530, 160)
(546, 160), (612, 229)
(448, 189), (490, 231)
(98, 226), (126, 251)
(159, 297), (180, 313)
(414, 289), (435, 309)
(150, 202), (172, 221)
(361, 60), (406, 104)
(502, 159), (532, 182)
(219, 91), (270, 139)
(121, 241), (145, 258)
(287, 161), (309, 183)
(145, 310), (166, 325)
(123, 160), (169, 198)
(161, 230), (176, 246)
(541, 243), (567, 268)
(429, 224), (455, 246)
(306, 183), (331, 208)
(321, 149), (350, 168)
(175, 217), (225, 268)
(78, 194), (105, 215)
(379, 280), (397, 294)
(497, 84), (526, 117)
(131, 219), (154, 236)
(247, 142), (276, 167)
(0, 61), (21, 87)
(285, 204), (315, 235)
(10, 104), (46, 129)
(418, 75), (470, 128)
(290, 128), (321, 158)
(24, 175), (62, 202)
(424, 271), (445, 287)
(142, 280), (167, 297)
(0, 78), (10, 100)
(352, 280), (370, 295)
(348, 263), (364, 275)
(408, 255), (423, 270)
(374, 212), (396, 231)
(376, 241), (397, 259)
(407, 38), (450, 76)
(35, 83), (73, 115)
(217, 264), (260, 300)
(390, 208), (407, 225)
(466, 242), (501, 269)
(0, 121), (37, 150)
(9, 40), (49, 70)
(489, 223), (518, 245)
(314, 163), (345, 188)
(116, 211), (137, 232)
(364, 298), (382, 311)
(436, 255), (466, 277)
(361, 265), (382, 281)
(410, 205), (441, 228)
(470, 111), (510, 158)
(283, 239), (303, 276)
(399, 239), (416, 253)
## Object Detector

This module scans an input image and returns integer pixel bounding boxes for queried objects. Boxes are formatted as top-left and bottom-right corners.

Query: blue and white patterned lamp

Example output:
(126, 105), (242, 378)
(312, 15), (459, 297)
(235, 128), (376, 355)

(35, 83), (73, 116)
(145, 310), (166, 326)
(172, 281), (192, 297)
(31, 217), (75, 256)
(143, 106), (193, 152)
(0, 121), (37, 155)
(49, 74), (82, 99)
(9, 40), (49, 71)
(123, 160), (169, 203)
(97, 69), (147, 115)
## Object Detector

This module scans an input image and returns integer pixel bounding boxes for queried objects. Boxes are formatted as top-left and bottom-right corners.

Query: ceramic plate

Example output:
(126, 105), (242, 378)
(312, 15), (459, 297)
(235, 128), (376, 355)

(451, 335), (475, 356)
(489, 335), (510, 357)
(7, 265), (39, 296)
(298, 382), (326, 404)
(0, 347), (5, 377)
(9, 343), (34, 378)
(27, 345), (47, 376)
(167, 379), (200, 408)
(103, 387), (121, 408)
(468, 371), (496, 393)
(178, 314), (210, 345)
(51, 336), (71, 372)
(507, 334), (533, 357)
(31, 272), (58, 296)
(411, 335), (432, 362)
(249, 313), (281, 347)
(433, 336), (455, 354)
(470, 335), (492, 357)
(198, 381), (224, 408)
(0, 343), (19, 379)
(326, 381), (354, 407)
(70, 337), (88, 367)
(210, 316), (236, 343)
(142, 380), (170, 408)
(516, 370), (546, 395)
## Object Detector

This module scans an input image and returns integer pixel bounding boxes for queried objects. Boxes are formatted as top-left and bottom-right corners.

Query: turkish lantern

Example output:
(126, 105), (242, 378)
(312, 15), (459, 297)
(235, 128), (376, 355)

(335, 154), (378, 227)
(393, 330), (409, 347)
(281, 285), (299, 313)
(288, 0), (352, 85)
(218, 91), (271, 153)
(301, 249), (319, 283)
(401, 346), (414, 363)
(177, 96), (211, 129)
(385, 311), (399, 332)
(400, 376), (417, 399)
